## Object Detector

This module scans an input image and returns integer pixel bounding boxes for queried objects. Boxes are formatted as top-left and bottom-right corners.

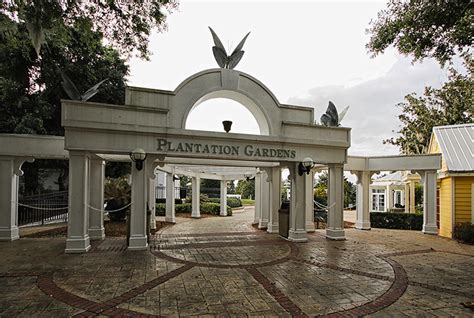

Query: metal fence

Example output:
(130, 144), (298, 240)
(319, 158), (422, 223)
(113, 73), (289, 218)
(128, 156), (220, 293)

(18, 191), (68, 226)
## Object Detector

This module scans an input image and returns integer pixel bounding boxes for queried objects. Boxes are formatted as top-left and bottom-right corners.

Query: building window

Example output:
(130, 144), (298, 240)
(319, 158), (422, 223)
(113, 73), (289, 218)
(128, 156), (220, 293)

(372, 189), (386, 212)
(394, 190), (403, 206)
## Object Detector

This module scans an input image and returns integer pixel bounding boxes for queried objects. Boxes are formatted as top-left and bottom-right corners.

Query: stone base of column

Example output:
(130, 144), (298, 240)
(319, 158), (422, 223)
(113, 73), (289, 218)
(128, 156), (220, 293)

(89, 227), (105, 240)
(306, 221), (315, 233)
(191, 212), (201, 218)
(220, 211), (227, 217)
(326, 229), (346, 240)
(355, 221), (371, 230)
(288, 229), (308, 242)
(258, 220), (268, 229)
(150, 221), (156, 230)
(0, 227), (20, 241)
(165, 216), (176, 223)
(128, 235), (148, 250)
(422, 224), (438, 235)
(65, 236), (91, 253)
(266, 223), (279, 233)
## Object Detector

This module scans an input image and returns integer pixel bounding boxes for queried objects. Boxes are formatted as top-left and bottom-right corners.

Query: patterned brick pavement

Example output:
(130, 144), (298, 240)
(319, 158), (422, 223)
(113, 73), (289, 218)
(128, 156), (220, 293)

(1, 208), (474, 317)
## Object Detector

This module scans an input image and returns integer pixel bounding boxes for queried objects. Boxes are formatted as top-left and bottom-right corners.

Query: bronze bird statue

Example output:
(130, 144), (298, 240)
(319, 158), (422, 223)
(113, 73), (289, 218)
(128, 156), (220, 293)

(60, 70), (108, 101)
(209, 27), (250, 69)
(320, 101), (349, 127)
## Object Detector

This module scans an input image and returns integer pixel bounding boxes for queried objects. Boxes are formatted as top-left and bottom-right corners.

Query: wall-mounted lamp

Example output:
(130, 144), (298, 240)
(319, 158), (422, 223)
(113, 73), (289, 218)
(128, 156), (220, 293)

(222, 120), (232, 133)
(173, 175), (180, 181)
(243, 173), (255, 181)
(130, 148), (147, 171)
(298, 157), (314, 176)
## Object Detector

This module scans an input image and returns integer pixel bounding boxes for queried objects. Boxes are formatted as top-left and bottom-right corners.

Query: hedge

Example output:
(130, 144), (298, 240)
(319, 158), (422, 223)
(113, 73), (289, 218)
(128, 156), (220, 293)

(155, 202), (232, 216)
(203, 197), (242, 208)
(156, 198), (183, 204)
(370, 212), (423, 230)
(453, 222), (474, 244)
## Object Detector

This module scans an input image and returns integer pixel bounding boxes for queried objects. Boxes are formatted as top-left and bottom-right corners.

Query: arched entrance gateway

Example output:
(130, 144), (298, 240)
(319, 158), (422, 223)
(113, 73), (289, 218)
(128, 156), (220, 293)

(61, 67), (351, 252)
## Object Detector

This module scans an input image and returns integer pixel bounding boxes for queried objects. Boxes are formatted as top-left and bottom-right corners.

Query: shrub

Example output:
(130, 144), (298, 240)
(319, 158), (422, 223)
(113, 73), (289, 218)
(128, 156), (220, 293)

(453, 223), (474, 244)
(156, 198), (183, 204)
(156, 203), (166, 216)
(241, 199), (255, 206)
(175, 203), (192, 213)
(200, 202), (232, 216)
(226, 197), (242, 208)
(370, 212), (423, 230)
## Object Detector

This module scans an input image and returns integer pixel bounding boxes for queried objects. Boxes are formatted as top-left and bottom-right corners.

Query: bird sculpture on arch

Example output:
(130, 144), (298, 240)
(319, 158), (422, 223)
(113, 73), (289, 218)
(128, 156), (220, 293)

(209, 26), (250, 69)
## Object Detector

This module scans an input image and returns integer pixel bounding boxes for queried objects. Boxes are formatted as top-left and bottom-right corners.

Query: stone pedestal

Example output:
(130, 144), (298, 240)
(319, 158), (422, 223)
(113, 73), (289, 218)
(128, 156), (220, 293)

(259, 171), (270, 229)
(253, 172), (262, 224)
(326, 164), (345, 240)
(88, 158), (105, 240)
(66, 152), (91, 253)
(149, 176), (156, 230)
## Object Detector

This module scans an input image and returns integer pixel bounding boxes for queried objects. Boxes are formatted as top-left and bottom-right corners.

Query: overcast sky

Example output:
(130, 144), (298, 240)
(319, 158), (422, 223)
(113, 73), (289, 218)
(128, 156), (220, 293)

(128, 0), (450, 156)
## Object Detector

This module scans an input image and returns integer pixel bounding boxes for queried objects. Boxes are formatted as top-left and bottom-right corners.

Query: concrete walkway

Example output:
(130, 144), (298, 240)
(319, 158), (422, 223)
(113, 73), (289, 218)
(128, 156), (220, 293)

(1, 208), (473, 317)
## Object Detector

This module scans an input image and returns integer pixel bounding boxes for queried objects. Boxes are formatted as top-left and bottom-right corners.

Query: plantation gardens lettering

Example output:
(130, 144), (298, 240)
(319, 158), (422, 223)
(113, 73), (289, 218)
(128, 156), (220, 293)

(157, 138), (296, 159)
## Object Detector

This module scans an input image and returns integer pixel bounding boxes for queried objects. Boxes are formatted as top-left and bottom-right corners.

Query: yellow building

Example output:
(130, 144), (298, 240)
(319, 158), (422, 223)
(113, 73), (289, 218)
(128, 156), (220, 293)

(428, 123), (474, 238)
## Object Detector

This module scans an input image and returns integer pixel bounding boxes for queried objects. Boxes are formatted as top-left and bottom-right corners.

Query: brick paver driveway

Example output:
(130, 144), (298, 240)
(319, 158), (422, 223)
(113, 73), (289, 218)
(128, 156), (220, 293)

(1, 206), (473, 317)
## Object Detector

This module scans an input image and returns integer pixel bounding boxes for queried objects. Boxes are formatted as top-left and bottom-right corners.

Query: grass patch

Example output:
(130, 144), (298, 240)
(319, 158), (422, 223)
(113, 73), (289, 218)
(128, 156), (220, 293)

(241, 199), (255, 206)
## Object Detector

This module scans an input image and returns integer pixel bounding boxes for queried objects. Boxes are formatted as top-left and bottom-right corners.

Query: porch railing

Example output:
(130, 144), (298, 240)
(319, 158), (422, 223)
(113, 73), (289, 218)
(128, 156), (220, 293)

(18, 191), (68, 226)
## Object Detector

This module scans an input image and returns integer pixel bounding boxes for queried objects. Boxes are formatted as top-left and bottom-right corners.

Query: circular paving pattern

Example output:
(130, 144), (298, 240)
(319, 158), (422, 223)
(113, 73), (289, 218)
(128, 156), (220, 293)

(1, 232), (473, 317)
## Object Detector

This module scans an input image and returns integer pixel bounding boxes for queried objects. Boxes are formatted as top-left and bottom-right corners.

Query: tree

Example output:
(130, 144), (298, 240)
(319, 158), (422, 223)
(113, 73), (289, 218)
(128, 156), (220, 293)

(236, 179), (255, 199)
(1, 0), (178, 60)
(383, 57), (473, 154)
(367, 0), (472, 66)
(227, 180), (236, 194)
(313, 171), (356, 208)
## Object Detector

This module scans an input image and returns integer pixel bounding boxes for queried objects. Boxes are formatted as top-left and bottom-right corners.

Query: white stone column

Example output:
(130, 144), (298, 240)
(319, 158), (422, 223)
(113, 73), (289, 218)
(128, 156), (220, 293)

(267, 167), (281, 233)
(191, 176), (201, 218)
(259, 171), (270, 229)
(409, 180), (416, 213)
(148, 177), (156, 230)
(354, 171), (371, 230)
(165, 172), (176, 223)
(66, 152), (91, 253)
(326, 164), (345, 240)
(88, 158), (105, 240)
(422, 170), (438, 234)
(386, 184), (392, 212)
(220, 180), (228, 216)
(0, 156), (32, 241)
(404, 182), (410, 213)
(305, 170), (315, 232)
(253, 172), (262, 224)
(288, 163), (308, 242)
(129, 159), (148, 250)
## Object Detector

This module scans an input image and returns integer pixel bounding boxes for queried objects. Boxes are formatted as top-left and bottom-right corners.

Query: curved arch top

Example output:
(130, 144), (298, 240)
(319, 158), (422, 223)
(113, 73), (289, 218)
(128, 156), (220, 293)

(171, 69), (283, 135)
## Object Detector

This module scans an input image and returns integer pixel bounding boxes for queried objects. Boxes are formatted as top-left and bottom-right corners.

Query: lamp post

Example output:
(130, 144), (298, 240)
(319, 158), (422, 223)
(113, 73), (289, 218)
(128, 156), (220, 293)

(298, 157), (314, 175)
(130, 148), (147, 171)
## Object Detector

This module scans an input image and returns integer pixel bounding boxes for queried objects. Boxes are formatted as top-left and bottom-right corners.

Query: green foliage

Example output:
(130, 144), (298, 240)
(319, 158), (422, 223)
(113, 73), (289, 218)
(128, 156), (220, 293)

(0, 16), (129, 136)
(241, 199), (255, 206)
(156, 203), (166, 216)
(236, 179), (255, 199)
(155, 202), (232, 216)
(383, 57), (473, 154)
(226, 197), (242, 208)
(175, 203), (192, 213)
(370, 212), (423, 230)
(313, 171), (356, 208)
(106, 162), (131, 178)
(1, 1), (177, 59)
(104, 177), (131, 222)
(453, 222), (474, 244)
(367, 0), (473, 66)
(200, 202), (232, 216)
(200, 179), (221, 198)
(227, 180), (236, 194)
